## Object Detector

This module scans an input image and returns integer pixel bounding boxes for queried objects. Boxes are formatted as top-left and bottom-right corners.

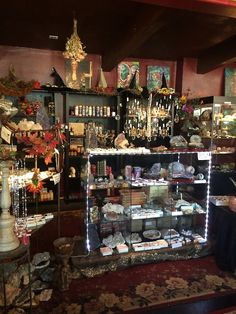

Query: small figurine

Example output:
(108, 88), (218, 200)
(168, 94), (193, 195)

(51, 67), (66, 87)
(114, 133), (129, 149)
(69, 166), (76, 178)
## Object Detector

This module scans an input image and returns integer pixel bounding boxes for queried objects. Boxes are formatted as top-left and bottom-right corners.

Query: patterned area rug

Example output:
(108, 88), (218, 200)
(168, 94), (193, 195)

(32, 255), (236, 314)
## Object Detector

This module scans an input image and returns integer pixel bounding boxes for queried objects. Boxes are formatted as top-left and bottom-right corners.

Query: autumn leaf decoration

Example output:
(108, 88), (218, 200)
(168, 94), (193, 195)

(16, 128), (66, 194)
(16, 131), (59, 165)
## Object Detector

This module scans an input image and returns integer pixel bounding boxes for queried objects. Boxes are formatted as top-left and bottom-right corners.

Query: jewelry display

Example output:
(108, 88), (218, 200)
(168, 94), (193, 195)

(123, 91), (176, 141)
(10, 159), (29, 241)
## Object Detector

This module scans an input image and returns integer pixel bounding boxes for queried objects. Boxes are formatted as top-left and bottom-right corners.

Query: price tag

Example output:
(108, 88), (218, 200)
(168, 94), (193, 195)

(1, 125), (12, 144)
(53, 173), (61, 185)
(197, 152), (211, 160)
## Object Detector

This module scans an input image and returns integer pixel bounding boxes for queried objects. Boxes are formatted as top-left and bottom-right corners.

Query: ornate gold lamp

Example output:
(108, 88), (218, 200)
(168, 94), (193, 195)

(63, 18), (87, 84)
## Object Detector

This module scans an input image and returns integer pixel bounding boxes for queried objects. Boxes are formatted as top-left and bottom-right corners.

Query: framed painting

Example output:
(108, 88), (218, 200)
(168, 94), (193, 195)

(224, 68), (236, 96)
(117, 61), (139, 88)
(147, 66), (170, 91)
(65, 60), (92, 90)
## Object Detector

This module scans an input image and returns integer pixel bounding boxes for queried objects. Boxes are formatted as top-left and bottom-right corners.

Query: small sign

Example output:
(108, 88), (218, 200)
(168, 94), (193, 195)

(1, 126), (12, 144)
(53, 173), (60, 185)
(197, 152), (211, 160)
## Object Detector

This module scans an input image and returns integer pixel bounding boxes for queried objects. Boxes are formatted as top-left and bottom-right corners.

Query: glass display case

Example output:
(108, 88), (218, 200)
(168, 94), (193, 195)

(192, 96), (236, 209)
(192, 96), (236, 152)
(82, 148), (212, 258)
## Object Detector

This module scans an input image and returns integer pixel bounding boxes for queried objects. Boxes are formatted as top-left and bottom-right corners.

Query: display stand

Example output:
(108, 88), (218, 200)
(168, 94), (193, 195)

(0, 160), (20, 252)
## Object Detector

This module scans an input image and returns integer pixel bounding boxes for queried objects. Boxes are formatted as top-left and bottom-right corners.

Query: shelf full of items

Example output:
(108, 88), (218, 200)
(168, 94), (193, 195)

(191, 96), (236, 171)
(0, 94), (66, 250)
(63, 91), (120, 202)
(191, 96), (236, 208)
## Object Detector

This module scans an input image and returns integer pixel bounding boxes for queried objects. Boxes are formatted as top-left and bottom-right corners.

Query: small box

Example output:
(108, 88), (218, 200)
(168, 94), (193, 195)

(117, 244), (129, 253)
(69, 123), (85, 136)
(100, 246), (113, 256)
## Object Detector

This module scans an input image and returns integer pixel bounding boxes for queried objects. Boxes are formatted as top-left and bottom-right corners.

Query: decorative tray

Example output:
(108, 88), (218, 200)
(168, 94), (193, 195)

(143, 229), (161, 240)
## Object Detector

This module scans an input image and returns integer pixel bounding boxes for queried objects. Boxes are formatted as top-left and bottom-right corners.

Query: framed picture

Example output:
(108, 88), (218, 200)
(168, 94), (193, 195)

(147, 66), (170, 91)
(117, 61), (139, 88)
(224, 68), (236, 96)
(65, 60), (92, 90)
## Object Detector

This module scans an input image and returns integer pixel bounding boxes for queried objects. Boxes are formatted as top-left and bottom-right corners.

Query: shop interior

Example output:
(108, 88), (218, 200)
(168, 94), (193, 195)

(0, 1), (236, 313)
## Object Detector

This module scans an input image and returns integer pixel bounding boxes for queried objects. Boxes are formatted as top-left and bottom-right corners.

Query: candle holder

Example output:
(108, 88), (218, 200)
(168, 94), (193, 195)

(53, 237), (74, 291)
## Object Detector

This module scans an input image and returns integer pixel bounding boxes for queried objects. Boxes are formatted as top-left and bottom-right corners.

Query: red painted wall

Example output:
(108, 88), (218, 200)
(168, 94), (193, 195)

(181, 58), (232, 98)
(0, 45), (235, 97)
(0, 45), (176, 89)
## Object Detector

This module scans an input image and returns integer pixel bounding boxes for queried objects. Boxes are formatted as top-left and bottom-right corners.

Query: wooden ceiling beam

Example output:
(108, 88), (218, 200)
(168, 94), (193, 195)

(130, 0), (236, 18)
(101, 6), (168, 71)
(197, 35), (236, 73)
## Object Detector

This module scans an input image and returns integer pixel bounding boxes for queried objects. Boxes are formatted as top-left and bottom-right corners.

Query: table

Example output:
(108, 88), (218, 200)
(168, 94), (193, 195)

(213, 206), (236, 272)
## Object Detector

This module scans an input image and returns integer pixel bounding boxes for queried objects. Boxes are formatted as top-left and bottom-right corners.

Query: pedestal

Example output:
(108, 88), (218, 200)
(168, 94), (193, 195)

(0, 160), (20, 252)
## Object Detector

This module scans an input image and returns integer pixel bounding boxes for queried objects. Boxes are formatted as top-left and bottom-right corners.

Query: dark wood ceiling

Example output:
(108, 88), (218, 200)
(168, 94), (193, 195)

(1, 0), (236, 73)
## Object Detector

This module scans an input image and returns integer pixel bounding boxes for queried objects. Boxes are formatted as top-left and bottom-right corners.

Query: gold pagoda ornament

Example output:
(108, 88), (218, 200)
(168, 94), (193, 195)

(63, 18), (87, 82)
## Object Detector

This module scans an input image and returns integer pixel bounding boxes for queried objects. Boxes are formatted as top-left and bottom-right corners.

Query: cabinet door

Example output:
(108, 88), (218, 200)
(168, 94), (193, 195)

(84, 150), (211, 255)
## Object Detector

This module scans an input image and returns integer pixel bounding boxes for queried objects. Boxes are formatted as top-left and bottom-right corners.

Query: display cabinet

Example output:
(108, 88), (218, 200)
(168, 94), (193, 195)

(63, 91), (119, 201)
(82, 148), (212, 257)
(1, 89), (64, 214)
(192, 96), (236, 169)
(192, 96), (236, 206)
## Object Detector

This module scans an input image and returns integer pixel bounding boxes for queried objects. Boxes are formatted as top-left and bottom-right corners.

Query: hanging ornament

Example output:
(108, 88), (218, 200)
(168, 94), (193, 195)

(26, 168), (45, 194)
(63, 18), (87, 82)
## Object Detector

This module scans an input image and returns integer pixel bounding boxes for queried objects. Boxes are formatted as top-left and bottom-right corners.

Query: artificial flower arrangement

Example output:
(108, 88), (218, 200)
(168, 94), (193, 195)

(0, 65), (35, 97)
(175, 90), (199, 121)
(179, 94), (194, 115)
(174, 90), (204, 138)
(16, 131), (59, 165)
